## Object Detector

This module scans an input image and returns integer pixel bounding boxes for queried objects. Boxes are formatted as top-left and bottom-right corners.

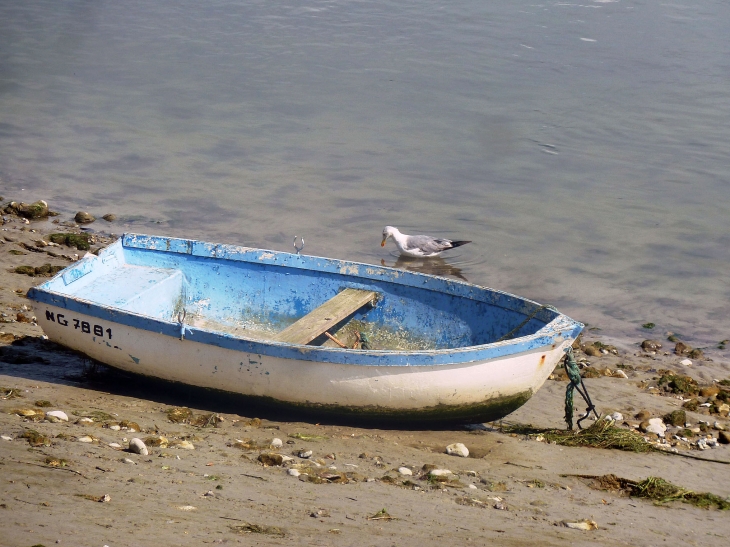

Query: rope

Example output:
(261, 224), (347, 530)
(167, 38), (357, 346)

(563, 347), (600, 429)
(495, 304), (556, 343)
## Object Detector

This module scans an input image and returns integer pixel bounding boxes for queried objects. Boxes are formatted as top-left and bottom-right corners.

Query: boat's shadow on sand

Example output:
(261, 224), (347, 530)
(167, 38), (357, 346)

(0, 337), (466, 431)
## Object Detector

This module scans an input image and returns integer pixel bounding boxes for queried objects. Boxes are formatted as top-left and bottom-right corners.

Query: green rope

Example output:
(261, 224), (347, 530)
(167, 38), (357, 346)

(564, 347), (582, 430)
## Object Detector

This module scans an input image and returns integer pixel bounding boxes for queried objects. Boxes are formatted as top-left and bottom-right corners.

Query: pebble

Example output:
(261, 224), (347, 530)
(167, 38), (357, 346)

(468, 484), (478, 490)
(428, 469), (453, 477)
(298, 449), (313, 459)
(77, 436), (94, 443)
(635, 410), (652, 421)
(608, 412), (623, 422)
(129, 438), (148, 455)
(718, 431), (730, 444)
(109, 424), (121, 431)
(643, 418), (667, 437)
(680, 359), (692, 366)
(108, 442), (122, 449)
(714, 422), (725, 431)
(176, 440), (195, 450)
(445, 442), (469, 458)
(562, 520), (598, 530)
(74, 211), (95, 224)
(76, 417), (94, 424)
(641, 340), (662, 351)
(287, 469), (301, 477)
(122, 458), (136, 464)
(46, 410), (69, 422)
(398, 467), (413, 476)
(271, 438), (283, 448)
(1, 435), (12, 441)
(612, 370), (628, 379)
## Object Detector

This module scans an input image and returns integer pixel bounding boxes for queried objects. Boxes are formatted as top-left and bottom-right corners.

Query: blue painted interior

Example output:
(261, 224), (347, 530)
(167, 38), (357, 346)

(28, 234), (583, 366)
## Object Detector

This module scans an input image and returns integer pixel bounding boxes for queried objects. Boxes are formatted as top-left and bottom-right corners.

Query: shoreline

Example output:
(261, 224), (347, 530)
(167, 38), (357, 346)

(2, 197), (730, 545)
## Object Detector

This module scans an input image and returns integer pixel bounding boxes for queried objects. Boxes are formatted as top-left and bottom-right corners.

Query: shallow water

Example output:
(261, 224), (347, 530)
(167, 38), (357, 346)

(1, 0), (728, 347)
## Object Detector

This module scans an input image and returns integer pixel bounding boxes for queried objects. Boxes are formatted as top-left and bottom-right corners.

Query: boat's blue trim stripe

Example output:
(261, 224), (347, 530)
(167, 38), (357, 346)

(27, 289), (582, 366)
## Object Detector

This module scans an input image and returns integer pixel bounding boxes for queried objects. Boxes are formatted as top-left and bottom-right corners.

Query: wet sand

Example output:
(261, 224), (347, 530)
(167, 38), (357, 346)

(1, 211), (729, 547)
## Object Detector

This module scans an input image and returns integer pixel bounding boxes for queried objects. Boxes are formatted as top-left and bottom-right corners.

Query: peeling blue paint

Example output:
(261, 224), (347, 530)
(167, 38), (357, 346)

(27, 233), (583, 368)
(129, 355), (140, 364)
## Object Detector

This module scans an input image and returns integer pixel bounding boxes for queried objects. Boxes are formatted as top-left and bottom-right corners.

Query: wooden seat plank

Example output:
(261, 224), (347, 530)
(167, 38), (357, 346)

(273, 288), (376, 345)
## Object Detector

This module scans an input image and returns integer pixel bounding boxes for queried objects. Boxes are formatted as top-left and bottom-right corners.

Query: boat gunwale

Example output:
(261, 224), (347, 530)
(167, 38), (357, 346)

(27, 233), (584, 367)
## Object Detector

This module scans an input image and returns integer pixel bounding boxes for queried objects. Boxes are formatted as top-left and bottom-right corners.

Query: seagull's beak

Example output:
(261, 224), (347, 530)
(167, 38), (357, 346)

(381, 237), (387, 247)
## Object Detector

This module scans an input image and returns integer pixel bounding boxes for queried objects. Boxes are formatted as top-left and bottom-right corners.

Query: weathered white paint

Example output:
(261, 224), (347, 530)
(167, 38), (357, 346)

(37, 303), (566, 410)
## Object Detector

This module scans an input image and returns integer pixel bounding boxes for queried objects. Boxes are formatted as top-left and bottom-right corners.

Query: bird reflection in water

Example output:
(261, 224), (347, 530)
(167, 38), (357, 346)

(381, 256), (468, 282)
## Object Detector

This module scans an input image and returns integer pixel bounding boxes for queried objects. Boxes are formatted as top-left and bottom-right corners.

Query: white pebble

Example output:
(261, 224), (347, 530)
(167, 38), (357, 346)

(468, 484), (478, 490)
(680, 359), (692, 366)
(108, 442), (122, 449)
(76, 417), (94, 424)
(122, 458), (136, 464)
(77, 435), (94, 443)
(1, 435), (12, 441)
(609, 412), (623, 422)
(108, 424), (121, 431)
(176, 440), (195, 450)
(46, 410), (69, 422)
(271, 438), (283, 448)
(428, 469), (453, 477)
(398, 467), (413, 476)
(298, 449), (313, 458)
(287, 469), (301, 477)
(129, 438), (148, 455)
(446, 442), (469, 458)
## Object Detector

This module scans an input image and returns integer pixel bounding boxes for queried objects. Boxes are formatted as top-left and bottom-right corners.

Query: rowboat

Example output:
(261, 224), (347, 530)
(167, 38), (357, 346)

(28, 233), (582, 425)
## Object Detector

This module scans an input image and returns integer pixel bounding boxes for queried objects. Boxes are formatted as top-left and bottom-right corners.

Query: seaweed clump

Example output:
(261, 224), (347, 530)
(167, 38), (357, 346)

(584, 474), (730, 510)
(500, 418), (654, 453)
(48, 233), (90, 251)
(657, 373), (699, 396)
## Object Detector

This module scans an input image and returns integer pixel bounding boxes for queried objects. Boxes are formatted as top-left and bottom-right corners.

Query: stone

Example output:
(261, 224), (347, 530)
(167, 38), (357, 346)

(688, 348), (704, 359)
(642, 418), (666, 437)
(468, 484), (478, 490)
(680, 359), (692, 366)
(78, 435), (95, 443)
(713, 422), (725, 431)
(446, 442), (469, 458)
(258, 453), (284, 466)
(634, 410), (652, 421)
(175, 440), (195, 450)
(561, 520), (598, 530)
(74, 211), (95, 224)
(718, 431), (730, 444)
(663, 410), (686, 427)
(76, 417), (94, 424)
(102, 214), (117, 222)
(298, 449), (313, 459)
(122, 458), (136, 464)
(129, 438), (148, 455)
(674, 342), (689, 355)
(608, 412), (623, 422)
(398, 467), (413, 476)
(271, 438), (283, 448)
(428, 469), (453, 477)
(700, 386), (720, 398)
(612, 370), (628, 379)
(583, 345), (601, 357)
(287, 468), (301, 477)
(46, 410), (69, 422)
(1, 435), (12, 441)
(17, 201), (50, 219)
(641, 340), (662, 352)
(108, 442), (122, 449)
(718, 404), (730, 417)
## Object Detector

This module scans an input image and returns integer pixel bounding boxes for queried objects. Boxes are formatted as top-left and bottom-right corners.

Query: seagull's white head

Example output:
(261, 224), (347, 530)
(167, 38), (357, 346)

(381, 226), (397, 247)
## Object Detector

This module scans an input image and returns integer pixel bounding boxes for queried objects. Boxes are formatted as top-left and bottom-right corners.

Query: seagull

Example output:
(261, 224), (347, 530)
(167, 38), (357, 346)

(381, 226), (471, 258)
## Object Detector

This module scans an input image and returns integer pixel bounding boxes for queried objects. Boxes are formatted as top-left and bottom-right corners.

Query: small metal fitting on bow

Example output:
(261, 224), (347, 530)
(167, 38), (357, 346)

(177, 309), (188, 340)
(293, 235), (305, 255)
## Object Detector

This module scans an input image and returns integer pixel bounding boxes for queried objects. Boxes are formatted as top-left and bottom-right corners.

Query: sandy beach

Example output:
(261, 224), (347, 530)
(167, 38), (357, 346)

(1, 202), (729, 547)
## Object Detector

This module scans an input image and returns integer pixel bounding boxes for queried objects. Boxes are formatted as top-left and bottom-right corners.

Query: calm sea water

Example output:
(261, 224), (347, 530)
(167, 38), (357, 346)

(1, 0), (728, 348)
